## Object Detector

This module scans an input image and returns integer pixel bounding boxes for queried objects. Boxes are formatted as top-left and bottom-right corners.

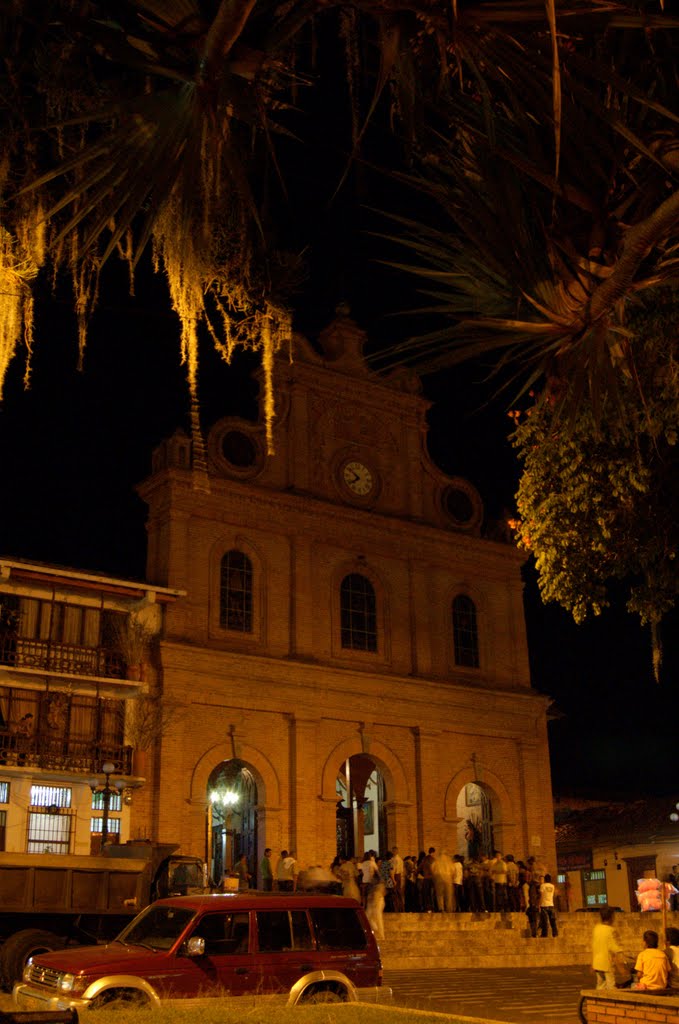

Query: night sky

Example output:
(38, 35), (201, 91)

(1, 256), (676, 803)
(0, 26), (676, 804)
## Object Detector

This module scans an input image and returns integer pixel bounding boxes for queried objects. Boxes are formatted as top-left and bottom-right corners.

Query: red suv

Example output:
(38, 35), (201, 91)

(13, 893), (388, 1010)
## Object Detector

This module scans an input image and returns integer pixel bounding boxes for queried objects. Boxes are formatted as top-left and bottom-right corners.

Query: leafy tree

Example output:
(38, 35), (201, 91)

(369, 4), (679, 671)
(511, 290), (679, 678)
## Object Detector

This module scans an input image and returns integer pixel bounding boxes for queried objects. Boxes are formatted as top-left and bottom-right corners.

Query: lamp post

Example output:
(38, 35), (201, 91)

(89, 761), (126, 850)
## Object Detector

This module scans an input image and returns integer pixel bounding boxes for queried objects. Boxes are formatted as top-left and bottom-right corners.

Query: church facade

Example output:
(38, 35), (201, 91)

(138, 314), (556, 882)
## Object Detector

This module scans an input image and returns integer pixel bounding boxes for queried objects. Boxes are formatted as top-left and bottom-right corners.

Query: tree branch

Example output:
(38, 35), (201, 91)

(203, 0), (258, 77)
(588, 188), (679, 322)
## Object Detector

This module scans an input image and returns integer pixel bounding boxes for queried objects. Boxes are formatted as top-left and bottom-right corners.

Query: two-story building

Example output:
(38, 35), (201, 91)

(0, 559), (181, 855)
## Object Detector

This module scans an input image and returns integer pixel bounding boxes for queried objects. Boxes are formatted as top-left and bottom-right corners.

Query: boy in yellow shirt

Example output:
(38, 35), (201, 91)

(633, 930), (670, 991)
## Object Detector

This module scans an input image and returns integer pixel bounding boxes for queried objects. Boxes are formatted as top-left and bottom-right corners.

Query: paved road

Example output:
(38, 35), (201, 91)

(2, 967), (594, 1023)
(385, 965), (593, 1024)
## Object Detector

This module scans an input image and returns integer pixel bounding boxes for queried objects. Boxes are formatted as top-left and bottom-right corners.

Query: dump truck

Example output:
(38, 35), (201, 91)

(0, 842), (206, 990)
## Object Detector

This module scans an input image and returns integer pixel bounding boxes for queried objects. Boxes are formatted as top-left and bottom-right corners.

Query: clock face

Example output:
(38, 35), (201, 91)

(342, 460), (374, 496)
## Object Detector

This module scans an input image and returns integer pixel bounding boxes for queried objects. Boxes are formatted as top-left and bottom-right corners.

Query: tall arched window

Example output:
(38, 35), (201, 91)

(220, 550), (253, 632)
(340, 574), (377, 651)
(452, 594), (479, 667)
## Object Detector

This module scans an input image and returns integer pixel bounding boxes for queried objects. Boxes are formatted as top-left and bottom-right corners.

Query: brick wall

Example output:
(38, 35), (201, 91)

(582, 989), (679, 1022)
(137, 317), (556, 876)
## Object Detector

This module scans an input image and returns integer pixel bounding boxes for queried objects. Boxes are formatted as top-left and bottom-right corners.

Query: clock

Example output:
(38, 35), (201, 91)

(341, 460), (375, 497)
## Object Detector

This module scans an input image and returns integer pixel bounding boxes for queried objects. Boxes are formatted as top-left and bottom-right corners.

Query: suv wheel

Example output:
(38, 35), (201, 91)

(302, 986), (346, 1004)
(90, 989), (151, 1010)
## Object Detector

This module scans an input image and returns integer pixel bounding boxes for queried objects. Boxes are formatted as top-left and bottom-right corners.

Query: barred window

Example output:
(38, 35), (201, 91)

(583, 869), (607, 906)
(30, 785), (72, 808)
(220, 551), (253, 632)
(340, 574), (377, 652)
(27, 786), (73, 855)
(91, 791), (122, 812)
(452, 595), (479, 668)
(0, 781), (8, 803)
(90, 817), (121, 835)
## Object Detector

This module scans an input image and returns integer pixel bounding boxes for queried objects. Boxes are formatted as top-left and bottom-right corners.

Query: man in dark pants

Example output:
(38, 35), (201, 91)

(421, 848), (438, 912)
(260, 848), (273, 890)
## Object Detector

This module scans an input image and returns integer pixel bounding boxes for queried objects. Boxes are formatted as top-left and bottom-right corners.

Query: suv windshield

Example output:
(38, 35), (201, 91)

(117, 905), (196, 950)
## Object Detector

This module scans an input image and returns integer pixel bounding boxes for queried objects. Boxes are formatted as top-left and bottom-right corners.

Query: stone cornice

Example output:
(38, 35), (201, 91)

(160, 639), (547, 725)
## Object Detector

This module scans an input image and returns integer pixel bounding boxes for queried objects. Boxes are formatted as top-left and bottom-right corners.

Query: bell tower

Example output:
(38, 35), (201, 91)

(203, 307), (484, 534)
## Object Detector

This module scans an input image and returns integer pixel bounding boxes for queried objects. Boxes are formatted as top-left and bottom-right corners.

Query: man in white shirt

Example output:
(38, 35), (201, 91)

(592, 907), (623, 988)
(276, 849), (298, 891)
(359, 851), (379, 906)
(539, 873), (558, 936)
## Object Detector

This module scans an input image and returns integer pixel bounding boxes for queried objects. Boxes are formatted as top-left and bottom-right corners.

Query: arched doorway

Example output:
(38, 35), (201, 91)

(336, 754), (387, 858)
(207, 759), (257, 885)
(457, 782), (494, 858)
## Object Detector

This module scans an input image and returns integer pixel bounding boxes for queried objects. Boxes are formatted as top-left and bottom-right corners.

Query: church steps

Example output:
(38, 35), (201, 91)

(379, 910), (679, 970)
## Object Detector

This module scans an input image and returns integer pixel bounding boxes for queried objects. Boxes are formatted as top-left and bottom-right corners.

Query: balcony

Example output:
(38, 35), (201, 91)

(0, 634), (126, 680)
(0, 730), (133, 775)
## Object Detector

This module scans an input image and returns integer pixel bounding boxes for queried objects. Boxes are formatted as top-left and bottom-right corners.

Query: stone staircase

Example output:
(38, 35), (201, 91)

(379, 910), (679, 970)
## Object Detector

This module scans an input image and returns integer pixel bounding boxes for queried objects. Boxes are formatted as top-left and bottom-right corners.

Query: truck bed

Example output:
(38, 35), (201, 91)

(0, 852), (150, 914)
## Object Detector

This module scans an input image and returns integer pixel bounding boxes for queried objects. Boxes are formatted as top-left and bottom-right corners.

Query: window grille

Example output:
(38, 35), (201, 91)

(452, 594), (480, 668)
(26, 807), (74, 854)
(583, 869), (608, 906)
(91, 791), (122, 812)
(90, 817), (121, 834)
(30, 785), (72, 808)
(0, 781), (8, 803)
(220, 551), (253, 632)
(340, 574), (377, 652)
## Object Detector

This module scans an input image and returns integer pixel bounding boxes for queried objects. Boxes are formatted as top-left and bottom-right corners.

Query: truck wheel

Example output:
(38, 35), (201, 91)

(1, 929), (65, 989)
(90, 989), (151, 1010)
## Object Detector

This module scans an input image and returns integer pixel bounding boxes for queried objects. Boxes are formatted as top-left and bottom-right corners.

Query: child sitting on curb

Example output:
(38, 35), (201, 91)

(632, 930), (670, 991)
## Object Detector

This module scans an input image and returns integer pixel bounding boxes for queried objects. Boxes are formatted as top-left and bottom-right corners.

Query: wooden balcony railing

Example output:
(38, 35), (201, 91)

(0, 730), (133, 775)
(0, 634), (125, 679)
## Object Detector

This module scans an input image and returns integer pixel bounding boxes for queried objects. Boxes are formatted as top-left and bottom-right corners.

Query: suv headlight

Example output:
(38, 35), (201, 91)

(57, 974), (76, 993)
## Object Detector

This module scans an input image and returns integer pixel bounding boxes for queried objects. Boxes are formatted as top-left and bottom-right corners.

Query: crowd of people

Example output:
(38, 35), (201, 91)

(592, 908), (679, 993)
(236, 846), (560, 940)
(228, 848), (679, 993)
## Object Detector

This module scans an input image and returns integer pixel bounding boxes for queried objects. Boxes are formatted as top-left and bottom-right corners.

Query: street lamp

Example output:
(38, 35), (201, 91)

(89, 761), (126, 849)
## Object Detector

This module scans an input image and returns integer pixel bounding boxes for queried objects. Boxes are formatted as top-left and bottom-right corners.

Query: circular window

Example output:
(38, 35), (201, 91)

(443, 485), (475, 525)
(222, 430), (257, 468)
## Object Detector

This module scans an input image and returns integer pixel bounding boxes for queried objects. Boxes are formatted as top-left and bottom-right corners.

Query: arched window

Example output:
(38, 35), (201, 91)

(340, 574), (377, 652)
(452, 594), (479, 667)
(220, 551), (253, 632)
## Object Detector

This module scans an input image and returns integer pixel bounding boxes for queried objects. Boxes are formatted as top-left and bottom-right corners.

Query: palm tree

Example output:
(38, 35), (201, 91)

(1, 1), (675, 462)
(369, 5), (679, 665)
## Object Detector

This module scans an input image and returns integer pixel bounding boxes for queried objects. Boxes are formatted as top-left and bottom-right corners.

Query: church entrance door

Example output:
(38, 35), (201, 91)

(207, 759), (257, 886)
(336, 754), (386, 859)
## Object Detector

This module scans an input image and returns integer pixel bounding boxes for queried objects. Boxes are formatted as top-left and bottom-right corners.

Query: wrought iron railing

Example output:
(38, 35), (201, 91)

(0, 731), (133, 775)
(0, 634), (125, 679)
